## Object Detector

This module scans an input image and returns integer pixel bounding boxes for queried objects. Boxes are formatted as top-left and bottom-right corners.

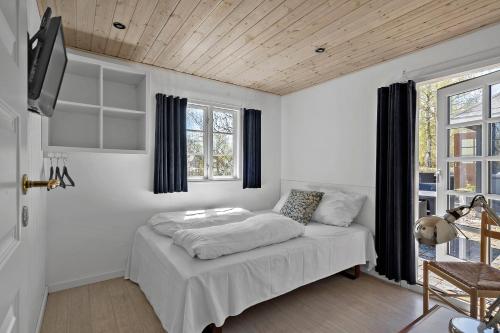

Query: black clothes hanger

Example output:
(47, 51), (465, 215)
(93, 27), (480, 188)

(55, 155), (66, 189)
(61, 156), (75, 187)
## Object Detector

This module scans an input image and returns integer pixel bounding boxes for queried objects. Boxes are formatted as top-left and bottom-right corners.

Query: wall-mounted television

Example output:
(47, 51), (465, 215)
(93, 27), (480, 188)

(28, 7), (67, 117)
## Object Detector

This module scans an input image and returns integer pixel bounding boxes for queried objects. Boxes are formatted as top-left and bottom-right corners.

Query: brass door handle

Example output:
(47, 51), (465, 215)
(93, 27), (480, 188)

(22, 174), (60, 194)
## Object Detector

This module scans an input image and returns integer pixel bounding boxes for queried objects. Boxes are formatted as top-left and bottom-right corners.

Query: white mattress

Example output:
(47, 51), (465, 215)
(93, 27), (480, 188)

(126, 221), (377, 333)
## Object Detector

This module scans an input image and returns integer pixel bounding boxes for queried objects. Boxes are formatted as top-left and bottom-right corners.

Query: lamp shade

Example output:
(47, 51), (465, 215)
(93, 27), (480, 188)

(414, 215), (458, 245)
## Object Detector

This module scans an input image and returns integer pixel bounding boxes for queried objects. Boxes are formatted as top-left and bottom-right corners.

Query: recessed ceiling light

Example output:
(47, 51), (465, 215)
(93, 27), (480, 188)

(113, 22), (126, 30)
(315, 47), (326, 53)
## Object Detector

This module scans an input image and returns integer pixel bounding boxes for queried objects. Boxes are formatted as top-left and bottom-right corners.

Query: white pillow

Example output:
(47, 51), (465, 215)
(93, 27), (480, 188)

(311, 189), (366, 227)
(272, 190), (290, 213)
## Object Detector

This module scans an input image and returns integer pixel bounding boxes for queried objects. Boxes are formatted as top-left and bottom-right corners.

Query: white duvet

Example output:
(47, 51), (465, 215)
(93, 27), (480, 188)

(148, 208), (253, 237)
(173, 213), (305, 259)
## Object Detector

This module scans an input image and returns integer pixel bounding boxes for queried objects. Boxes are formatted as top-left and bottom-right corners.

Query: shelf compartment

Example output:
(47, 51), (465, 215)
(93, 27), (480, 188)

(58, 60), (100, 105)
(48, 103), (100, 149)
(103, 68), (146, 111)
(102, 109), (146, 151)
(43, 51), (149, 154)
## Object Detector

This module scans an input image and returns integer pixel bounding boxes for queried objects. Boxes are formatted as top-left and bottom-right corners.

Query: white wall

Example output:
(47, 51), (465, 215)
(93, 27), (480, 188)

(281, 23), (500, 235)
(46, 51), (281, 290)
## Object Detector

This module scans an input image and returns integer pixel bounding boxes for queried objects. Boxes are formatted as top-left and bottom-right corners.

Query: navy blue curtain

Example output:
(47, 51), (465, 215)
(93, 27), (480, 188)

(243, 109), (261, 189)
(375, 80), (416, 284)
(154, 94), (188, 193)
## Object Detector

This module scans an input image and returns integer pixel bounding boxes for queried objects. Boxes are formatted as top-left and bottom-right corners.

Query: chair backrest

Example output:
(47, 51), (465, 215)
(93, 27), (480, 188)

(480, 212), (500, 265)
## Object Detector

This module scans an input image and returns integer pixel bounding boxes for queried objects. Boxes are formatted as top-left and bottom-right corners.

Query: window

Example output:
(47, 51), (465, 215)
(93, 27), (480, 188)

(186, 102), (239, 180)
(436, 70), (500, 270)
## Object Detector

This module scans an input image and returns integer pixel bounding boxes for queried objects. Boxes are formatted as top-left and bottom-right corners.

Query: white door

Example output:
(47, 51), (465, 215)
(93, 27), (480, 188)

(0, 1), (30, 333)
(436, 69), (500, 262)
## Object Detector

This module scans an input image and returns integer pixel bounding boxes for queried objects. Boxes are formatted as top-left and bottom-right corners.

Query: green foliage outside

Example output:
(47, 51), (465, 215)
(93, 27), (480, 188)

(418, 70), (496, 172)
(418, 77), (467, 172)
(186, 108), (234, 177)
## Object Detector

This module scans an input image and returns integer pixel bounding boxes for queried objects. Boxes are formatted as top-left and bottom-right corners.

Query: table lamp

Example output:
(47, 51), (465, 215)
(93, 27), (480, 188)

(414, 194), (500, 331)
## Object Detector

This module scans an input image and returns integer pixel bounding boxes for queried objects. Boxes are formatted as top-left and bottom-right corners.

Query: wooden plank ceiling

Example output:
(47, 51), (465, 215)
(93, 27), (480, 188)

(37, 0), (500, 95)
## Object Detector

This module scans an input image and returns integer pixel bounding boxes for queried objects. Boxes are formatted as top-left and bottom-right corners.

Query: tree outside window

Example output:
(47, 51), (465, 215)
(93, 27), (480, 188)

(186, 103), (238, 180)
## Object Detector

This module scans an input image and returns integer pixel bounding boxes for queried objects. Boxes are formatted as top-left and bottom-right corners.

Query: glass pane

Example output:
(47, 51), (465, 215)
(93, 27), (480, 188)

(448, 88), (482, 124)
(447, 232), (481, 262)
(489, 123), (500, 156)
(448, 161), (481, 193)
(448, 125), (481, 157)
(212, 133), (233, 177)
(447, 195), (481, 262)
(213, 110), (234, 133)
(447, 195), (481, 229)
(489, 161), (500, 194)
(187, 131), (204, 177)
(491, 83), (500, 117)
(187, 106), (205, 131)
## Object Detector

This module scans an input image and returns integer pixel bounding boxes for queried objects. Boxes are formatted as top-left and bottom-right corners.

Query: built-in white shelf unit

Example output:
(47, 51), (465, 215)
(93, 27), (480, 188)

(43, 52), (148, 153)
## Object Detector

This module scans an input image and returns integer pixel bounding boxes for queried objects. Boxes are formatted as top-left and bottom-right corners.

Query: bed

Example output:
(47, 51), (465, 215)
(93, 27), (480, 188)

(126, 216), (376, 333)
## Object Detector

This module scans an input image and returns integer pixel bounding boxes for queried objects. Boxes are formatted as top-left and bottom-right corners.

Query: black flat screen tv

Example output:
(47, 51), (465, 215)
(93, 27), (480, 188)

(28, 8), (67, 117)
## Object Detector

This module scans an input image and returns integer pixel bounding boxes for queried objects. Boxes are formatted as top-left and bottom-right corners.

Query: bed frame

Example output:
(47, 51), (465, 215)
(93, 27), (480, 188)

(341, 264), (361, 280)
(203, 264), (361, 333)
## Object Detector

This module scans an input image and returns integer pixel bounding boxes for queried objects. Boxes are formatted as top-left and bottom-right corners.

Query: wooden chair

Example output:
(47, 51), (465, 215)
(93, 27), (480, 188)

(423, 212), (500, 319)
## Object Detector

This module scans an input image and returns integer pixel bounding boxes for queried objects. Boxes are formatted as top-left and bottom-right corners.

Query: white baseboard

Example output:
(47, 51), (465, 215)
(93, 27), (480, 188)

(365, 269), (422, 293)
(48, 270), (124, 292)
(35, 287), (48, 333)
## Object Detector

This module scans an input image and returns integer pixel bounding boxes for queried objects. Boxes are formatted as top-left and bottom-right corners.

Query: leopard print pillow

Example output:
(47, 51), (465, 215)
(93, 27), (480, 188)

(280, 189), (324, 225)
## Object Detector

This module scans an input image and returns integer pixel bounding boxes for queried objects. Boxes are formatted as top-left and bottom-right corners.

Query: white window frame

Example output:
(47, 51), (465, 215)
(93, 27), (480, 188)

(187, 101), (240, 181)
(436, 70), (500, 261)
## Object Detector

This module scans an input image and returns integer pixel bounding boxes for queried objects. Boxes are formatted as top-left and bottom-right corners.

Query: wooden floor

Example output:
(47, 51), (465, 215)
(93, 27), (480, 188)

(41, 274), (432, 333)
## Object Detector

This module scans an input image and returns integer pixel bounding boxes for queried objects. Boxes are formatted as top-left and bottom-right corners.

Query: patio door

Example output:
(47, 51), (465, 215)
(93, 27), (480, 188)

(436, 70), (500, 263)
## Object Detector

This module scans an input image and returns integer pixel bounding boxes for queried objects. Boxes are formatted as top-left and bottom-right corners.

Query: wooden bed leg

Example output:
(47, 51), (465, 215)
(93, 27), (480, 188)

(202, 324), (222, 333)
(341, 265), (361, 280)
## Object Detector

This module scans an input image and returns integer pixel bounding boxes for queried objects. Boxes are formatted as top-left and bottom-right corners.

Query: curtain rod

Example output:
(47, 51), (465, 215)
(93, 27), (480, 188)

(158, 94), (263, 111)
(403, 46), (500, 83)
(187, 98), (244, 110)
